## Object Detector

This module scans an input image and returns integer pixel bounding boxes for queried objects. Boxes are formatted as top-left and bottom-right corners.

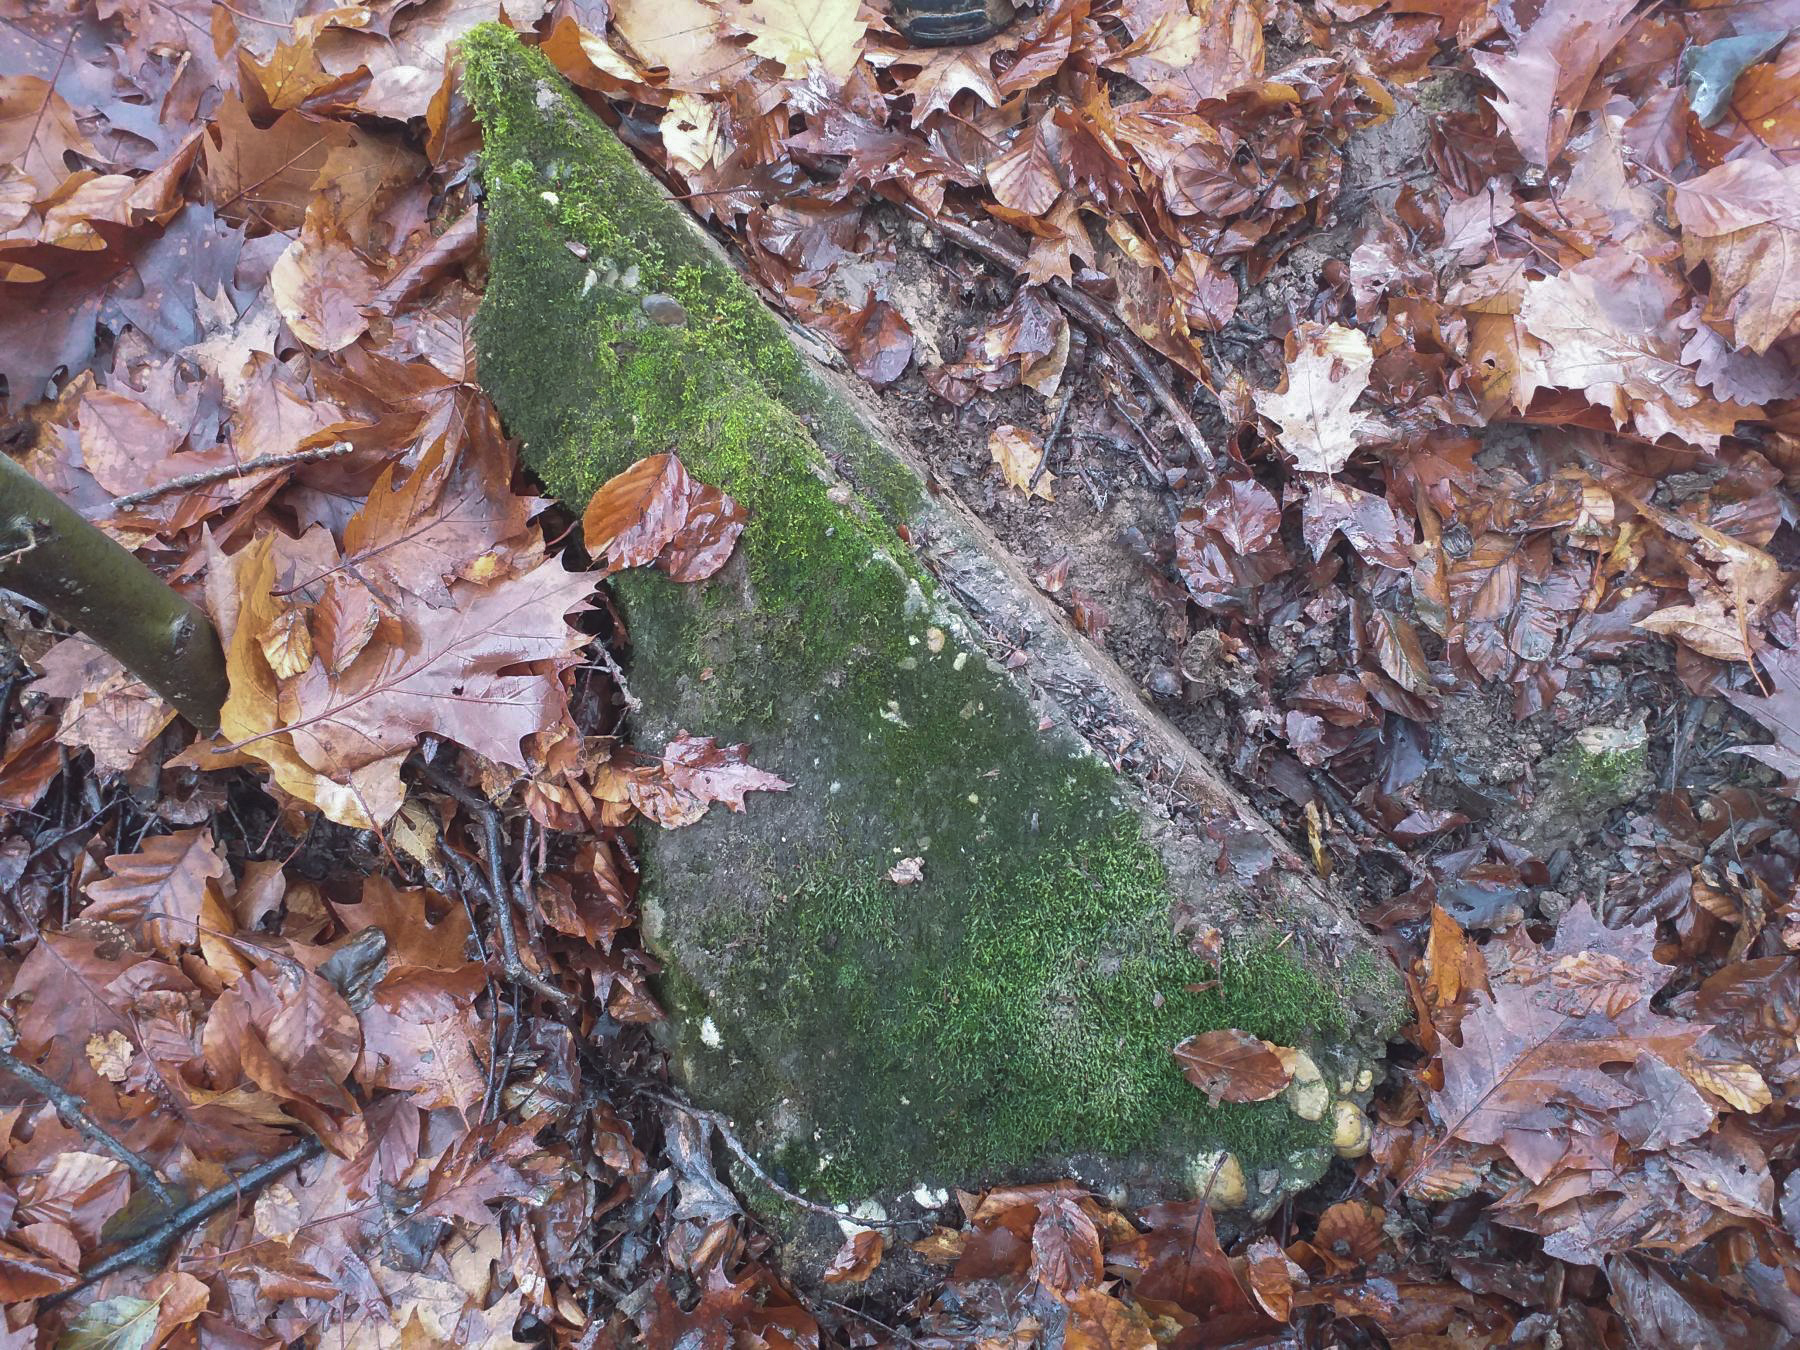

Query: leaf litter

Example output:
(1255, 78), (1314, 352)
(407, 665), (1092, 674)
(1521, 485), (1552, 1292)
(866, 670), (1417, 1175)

(2, 0), (1800, 1345)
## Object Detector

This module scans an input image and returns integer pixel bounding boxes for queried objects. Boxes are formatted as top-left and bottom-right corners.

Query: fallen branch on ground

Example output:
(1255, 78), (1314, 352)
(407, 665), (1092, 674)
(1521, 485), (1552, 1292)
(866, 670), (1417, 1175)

(900, 204), (1217, 474)
(420, 759), (581, 1016)
(636, 1087), (925, 1231)
(0, 1032), (177, 1212)
(109, 442), (357, 511)
(43, 1135), (324, 1305)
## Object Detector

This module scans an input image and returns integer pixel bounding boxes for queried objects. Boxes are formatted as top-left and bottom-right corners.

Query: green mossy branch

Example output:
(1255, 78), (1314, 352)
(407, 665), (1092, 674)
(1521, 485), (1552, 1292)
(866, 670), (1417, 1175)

(464, 26), (1389, 1199)
(0, 454), (227, 730)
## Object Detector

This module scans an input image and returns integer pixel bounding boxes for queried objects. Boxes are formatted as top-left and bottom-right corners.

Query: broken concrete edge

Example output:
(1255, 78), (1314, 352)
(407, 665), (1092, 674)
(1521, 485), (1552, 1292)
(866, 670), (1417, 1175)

(463, 24), (1405, 1220)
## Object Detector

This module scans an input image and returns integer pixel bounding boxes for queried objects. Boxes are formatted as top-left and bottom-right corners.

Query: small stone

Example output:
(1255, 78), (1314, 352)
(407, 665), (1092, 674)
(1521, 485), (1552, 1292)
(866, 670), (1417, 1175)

(1333, 1100), (1371, 1158)
(1279, 1049), (1329, 1121)
(926, 627), (946, 653)
(1146, 667), (1182, 697)
(1190, 1150), (1247, 1208)
(953, 652), (968, 671)
(642, 292), (687, 326)
(837, 1199), (888, 1237)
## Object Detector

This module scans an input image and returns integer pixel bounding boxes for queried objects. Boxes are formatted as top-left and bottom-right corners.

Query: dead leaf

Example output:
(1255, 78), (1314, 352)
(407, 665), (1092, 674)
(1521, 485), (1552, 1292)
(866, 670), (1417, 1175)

(728, 0), (867, 83)
(1674, 158), (1800, 355)
(84, 827), (227, 954)
(272, 200), (380, 352)
(1254, 322), (1378, 475)
(1172, 1030), (1291, 1105)
(989, 424), (1053, 500)
(821, 1229), (883, 1284)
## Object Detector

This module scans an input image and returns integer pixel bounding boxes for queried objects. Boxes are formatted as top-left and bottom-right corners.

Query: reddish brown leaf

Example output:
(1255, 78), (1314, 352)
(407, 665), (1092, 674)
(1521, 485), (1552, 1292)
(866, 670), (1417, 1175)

(821, 1229), (883, 1285)
(660, 482), (748, 583)
(1470, 0), (1638, 167)
(581, 452), (744, 581)
(1313, 1200), (1386, 1267)
(1028, 1194), (1101, 1292)
(625, 734), (792, 828)
(340, 434), (532, 610)
(1674, 158), (1800, 354)
(1172, 1030), (1290, 1105)
(272, 200), (380, 352)
(1243, 1235), (1297, 1322)
(1063, 1288), (1155, 1350)
(83, 827), (227, 955)
(0, 714), (62, 810)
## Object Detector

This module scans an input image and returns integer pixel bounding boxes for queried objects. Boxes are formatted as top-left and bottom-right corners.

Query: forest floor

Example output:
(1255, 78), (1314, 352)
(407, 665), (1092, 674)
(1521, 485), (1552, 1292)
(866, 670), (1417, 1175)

(3, 0), (1800, 1345)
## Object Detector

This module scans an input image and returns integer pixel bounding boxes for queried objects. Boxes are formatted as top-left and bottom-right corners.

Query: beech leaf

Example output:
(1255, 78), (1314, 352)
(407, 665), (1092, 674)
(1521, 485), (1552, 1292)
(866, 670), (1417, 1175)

(1172, 1029), (1290, 1105)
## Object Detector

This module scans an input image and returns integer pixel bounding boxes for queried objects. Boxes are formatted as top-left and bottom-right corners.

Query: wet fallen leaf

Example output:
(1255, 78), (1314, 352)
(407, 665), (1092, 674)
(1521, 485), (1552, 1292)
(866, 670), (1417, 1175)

(1173, 1030), (1291, 1105)
(989, 424), (1053, 501)
(822, 1229), (884, 1284)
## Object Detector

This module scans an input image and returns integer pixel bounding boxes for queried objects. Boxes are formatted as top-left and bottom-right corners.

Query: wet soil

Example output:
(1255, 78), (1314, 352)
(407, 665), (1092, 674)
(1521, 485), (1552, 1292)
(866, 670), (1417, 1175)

(796, 85), (1768, 934)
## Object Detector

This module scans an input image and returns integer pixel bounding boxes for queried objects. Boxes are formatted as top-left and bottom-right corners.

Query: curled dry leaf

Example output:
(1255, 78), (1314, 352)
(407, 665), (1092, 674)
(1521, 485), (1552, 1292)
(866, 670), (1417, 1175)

(821, 1228), (884, 1285)
(623, 734), (792, 829)
(1172, 1029), (1291, 1105)
(989, 424), (1053, 501)
(1243, 1235), (1298, 1322)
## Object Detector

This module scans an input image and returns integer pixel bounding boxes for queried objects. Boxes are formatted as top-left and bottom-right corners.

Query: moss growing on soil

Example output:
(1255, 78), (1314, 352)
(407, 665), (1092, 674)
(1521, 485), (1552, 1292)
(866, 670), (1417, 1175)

(465, 27), (1375, 1200)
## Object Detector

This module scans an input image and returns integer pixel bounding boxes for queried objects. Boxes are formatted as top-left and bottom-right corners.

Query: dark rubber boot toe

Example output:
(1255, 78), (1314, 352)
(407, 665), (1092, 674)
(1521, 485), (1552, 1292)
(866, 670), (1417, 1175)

(890, 0), (1016, 46)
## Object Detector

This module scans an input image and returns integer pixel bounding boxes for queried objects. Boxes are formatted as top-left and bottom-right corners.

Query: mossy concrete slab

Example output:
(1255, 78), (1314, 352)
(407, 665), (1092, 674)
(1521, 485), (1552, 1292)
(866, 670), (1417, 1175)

(464, 27), (1401, 1220)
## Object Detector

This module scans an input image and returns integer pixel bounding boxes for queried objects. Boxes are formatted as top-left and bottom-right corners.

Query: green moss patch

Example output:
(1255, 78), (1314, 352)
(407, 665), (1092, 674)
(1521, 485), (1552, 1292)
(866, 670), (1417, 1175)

(465, 27), (1383, 1201)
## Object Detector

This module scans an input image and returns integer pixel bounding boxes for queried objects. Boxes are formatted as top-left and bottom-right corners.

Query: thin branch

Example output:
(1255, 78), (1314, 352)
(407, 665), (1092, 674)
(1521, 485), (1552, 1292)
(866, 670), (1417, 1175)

(0, 1040), (177, 1211)
(902, 204), (1217, 473)
(43, 1135), (324, 1305)
(1028, 389), (1075, 496)
(636, 1088), (921, 1231)
(420, 760), (580, 1016)
(109, 442), (356, 511)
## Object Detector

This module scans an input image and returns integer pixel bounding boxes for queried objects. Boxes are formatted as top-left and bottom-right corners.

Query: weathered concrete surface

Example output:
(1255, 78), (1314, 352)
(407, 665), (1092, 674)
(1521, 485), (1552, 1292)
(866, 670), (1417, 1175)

(464, 27), (1401, 1221)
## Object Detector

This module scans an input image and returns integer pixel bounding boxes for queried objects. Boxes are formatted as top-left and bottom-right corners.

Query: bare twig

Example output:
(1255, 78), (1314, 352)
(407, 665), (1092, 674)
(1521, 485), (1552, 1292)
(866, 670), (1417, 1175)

(442, 857), (506, 1124)
(902, 204), (1216, 472)
(109, 442), (356, 511)
(420, 760), (580, 1015)
(637, 1088), (922, 1231)
(0, 1038), (177, 1211)
(589, 643), (641, 713)
(43, 1135), (324, 1305)
(1028, 390), (1075, 495)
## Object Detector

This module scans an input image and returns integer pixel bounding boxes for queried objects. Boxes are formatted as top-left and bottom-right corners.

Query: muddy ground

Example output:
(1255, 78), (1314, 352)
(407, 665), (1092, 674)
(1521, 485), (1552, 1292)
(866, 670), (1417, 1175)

(795, 86), (1764, 940)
